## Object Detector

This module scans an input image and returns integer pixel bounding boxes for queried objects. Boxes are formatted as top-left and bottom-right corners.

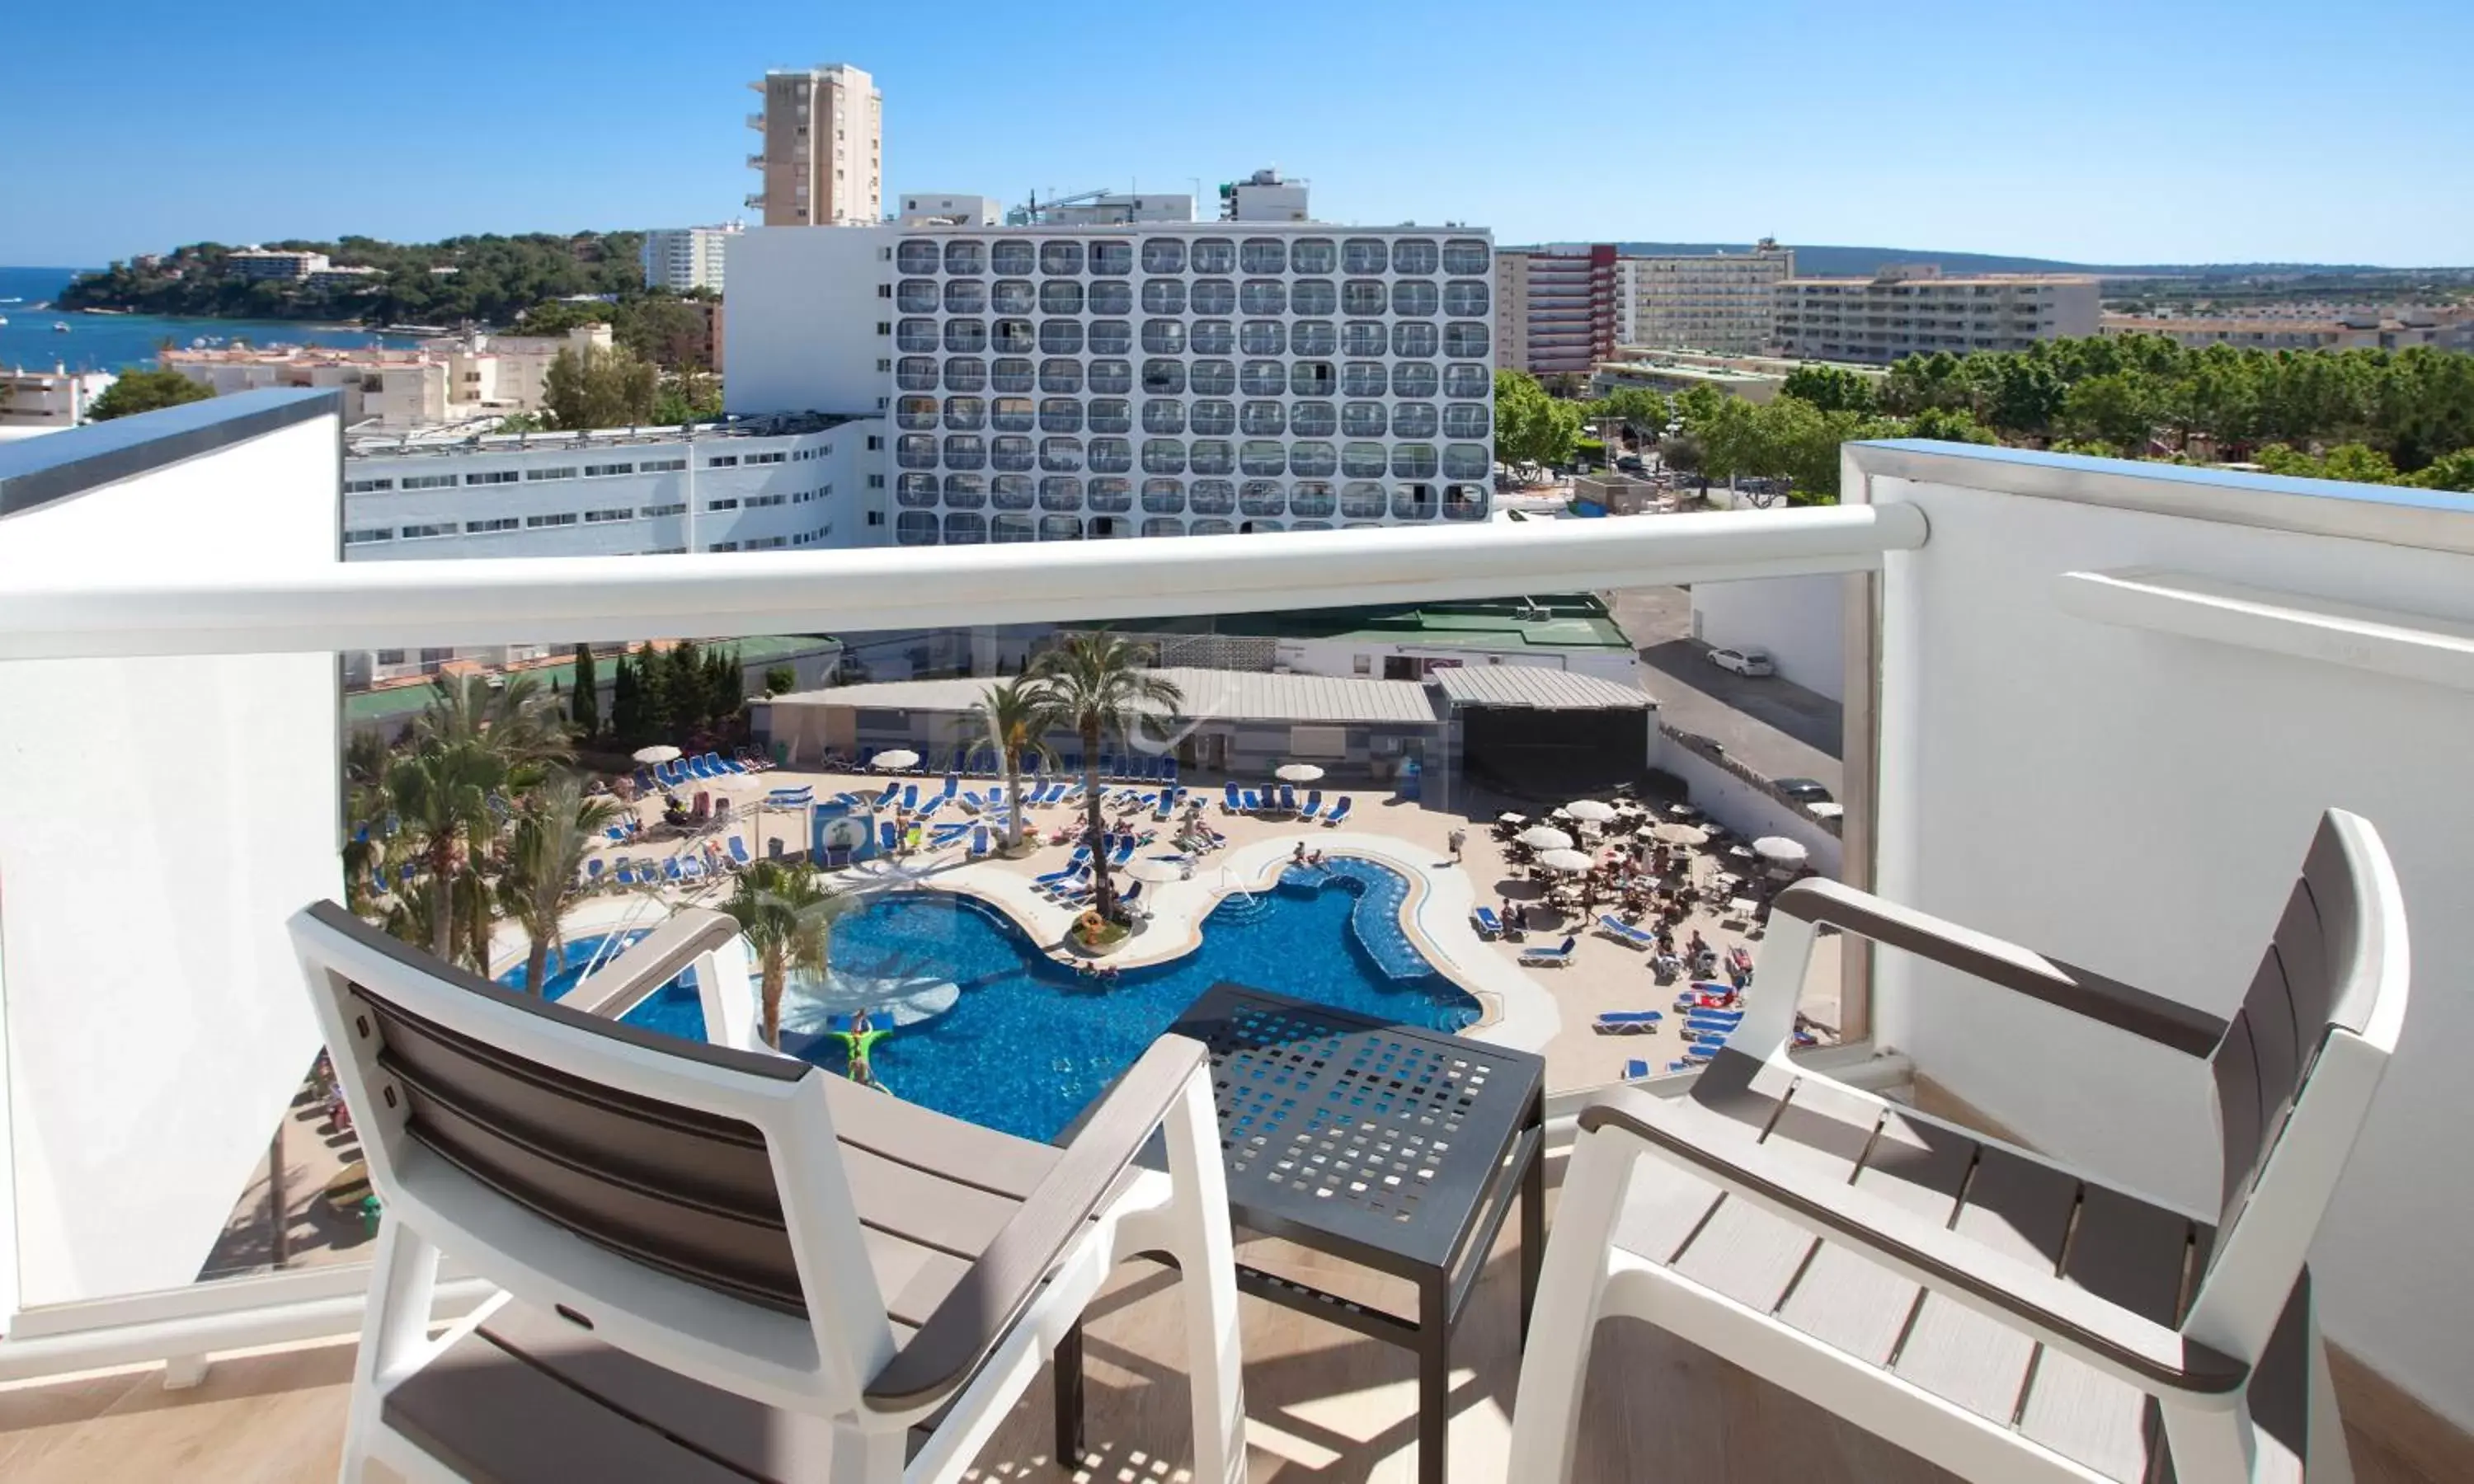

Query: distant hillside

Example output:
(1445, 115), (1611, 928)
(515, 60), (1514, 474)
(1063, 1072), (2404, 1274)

(1585, 243), (2411, 279)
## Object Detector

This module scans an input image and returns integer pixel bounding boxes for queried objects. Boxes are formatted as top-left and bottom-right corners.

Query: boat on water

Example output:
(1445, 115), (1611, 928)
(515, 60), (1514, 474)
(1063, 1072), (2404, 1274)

(52, 322), (70, 333)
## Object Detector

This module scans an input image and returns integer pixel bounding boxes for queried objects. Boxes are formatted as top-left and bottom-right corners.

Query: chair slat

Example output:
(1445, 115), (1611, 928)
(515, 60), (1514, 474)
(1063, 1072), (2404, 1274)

(840, 1142), (1027, 1260)
(1892, 1146), (2077, 1423)
(2268, 884), (2330, 1055)
(1774, 1106), (1975, 1365)
(1672, 1078), (1876, 1314)
(2210, 1011), (2267, 1213)
(2016, 1348), (2162, 1483)
(2301, 821), (2371, 1034)
(825, 1076), (1060, 1202)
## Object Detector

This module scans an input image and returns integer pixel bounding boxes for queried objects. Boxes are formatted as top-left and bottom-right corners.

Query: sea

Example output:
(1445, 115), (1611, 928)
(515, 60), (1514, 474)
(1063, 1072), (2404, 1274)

(0, 265), (419, 374)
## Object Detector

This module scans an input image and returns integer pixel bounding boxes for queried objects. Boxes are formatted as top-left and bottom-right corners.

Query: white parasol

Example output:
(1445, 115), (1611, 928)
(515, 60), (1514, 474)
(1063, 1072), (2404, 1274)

(633, 744), (682, 764)
(1649, 822), (1709, 847)
(1753, 836), (1809, 866)
(1122, 855), (1188, 884)
(1564, 799), (1618, 823)
(1536, 848), (1596, 873)
(1275, 763), (1326, 783)
(872, 749), (920, 771)
(1517, 824), (1575, 851)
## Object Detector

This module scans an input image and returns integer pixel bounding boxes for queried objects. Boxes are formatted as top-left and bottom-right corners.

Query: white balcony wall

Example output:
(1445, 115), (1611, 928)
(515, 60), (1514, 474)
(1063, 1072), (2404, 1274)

(724, 228), (890, 418)
(1863, 443), (2474, 1430)
(1687, 572), (1848, 702)
(0, 395), (341, 1316)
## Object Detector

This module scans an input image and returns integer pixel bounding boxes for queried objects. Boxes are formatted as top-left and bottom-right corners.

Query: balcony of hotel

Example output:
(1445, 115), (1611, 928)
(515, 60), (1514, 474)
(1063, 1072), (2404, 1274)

(1, 389), (2469, 1483)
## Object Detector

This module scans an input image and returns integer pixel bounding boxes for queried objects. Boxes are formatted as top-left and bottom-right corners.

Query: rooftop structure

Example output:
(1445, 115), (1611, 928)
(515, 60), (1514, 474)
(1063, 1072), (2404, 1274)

(1593, 347), (1888, 404)
(1619, 240), (1796, 355)
(160, 324), (614, 429)
(745, 62), (882, 226)
(10, 369), (2474, 1482)
(0, 365), (114, 431)
(2100, 309), (2474, 353)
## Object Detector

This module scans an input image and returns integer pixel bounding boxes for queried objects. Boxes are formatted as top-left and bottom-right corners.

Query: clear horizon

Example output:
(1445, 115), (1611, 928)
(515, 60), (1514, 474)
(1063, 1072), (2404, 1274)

(5, 0), (2469, 269)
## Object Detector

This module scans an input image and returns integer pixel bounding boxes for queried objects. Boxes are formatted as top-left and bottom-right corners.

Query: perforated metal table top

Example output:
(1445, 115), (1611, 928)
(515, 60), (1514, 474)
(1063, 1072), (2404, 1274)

(1167, 982), (1547, 1276)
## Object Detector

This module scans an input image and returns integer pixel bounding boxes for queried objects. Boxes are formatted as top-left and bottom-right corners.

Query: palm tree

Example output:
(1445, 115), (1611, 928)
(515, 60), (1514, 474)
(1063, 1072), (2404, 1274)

(1026, 633), (1183, 925)
(971, 678), (1059, 853)
(383, 739), (504, 960)
(723, 860), (849, 1050)
(499, 771), (623, 994)
(417, 673), (573, 778)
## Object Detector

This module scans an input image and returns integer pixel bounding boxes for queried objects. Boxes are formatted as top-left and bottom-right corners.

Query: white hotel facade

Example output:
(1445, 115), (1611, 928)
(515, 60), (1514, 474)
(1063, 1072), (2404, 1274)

(337, 217), (1497, 558)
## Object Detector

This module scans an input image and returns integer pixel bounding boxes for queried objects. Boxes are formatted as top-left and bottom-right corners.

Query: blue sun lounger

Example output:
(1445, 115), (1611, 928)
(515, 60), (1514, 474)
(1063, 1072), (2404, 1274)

(901, 783), (920, 810)
(878, 821), (900, 852)
(1299, 789), (1324, 819)
(1223, 783), (1243, 814)
(727, 838), (751, 868)
(586, 859), (606, 885)
(1592, 1010), (1663, 1033)
(1321, 796), (1352, 827)
(1623, 1059), (1652, 1080)
(680, 857), (705, 881)
(1111, 838), (1137, 866)
(1596, 914), (1660, 949)
(1472, 906), (1503, 938)
(1277, 784), (1296, 814)
(1240, 789), (1262, 812)
(1521, 935), (1578, 966)
(661, 858), (684, 883)
(969, 825), (990, 857)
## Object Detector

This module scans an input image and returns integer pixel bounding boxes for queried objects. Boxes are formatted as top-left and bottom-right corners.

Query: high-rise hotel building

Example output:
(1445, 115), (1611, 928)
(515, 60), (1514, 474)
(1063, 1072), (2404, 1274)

(727, 221), (1498, 543)
(745, 63), (883, 227)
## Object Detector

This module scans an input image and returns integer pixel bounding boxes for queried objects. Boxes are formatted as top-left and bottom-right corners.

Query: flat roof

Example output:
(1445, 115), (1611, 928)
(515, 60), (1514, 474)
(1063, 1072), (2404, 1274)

(1109, 595), (1635, 653)
(771, 666), (1442, 726)
(1430, 666), (1655, 710)
(348, 411), (857, 461)
(345, 636), (839, 723)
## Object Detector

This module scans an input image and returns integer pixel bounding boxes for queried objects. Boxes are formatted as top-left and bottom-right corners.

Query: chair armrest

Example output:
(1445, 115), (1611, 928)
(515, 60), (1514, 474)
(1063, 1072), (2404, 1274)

(561, 909), (738, 1017)
(1771, 879), (2226, 1056)
(863, 1034), (1211, 1412)
(1577, 1084), (2247, 1396)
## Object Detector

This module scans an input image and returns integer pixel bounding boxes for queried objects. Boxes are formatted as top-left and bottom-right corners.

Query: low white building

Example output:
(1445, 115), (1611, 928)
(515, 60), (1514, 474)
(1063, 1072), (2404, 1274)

(339, 412), (882, 561)
(1774, 265), (2102, 363)
(0, 366), (114, 431)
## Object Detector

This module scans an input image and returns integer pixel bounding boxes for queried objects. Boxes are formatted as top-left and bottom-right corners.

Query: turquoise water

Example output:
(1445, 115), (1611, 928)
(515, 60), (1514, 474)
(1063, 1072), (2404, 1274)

(498, 860), (1480, 1144)
(0, 266), (416, 374)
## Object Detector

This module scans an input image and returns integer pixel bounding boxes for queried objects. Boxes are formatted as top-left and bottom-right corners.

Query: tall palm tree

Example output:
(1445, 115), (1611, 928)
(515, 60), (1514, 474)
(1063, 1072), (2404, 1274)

(723, 860), (849, 1050)
(971, 678), (1059, 852)
(1026, 633), (1183, 925)
(384, 739), (504, 960)
(418, 673), (573, 777)
(499, 771), (623, 994)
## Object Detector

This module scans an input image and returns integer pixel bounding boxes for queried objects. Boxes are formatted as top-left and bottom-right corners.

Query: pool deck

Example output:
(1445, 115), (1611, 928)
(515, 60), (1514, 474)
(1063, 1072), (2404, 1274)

(557, 764), (1838, 1099)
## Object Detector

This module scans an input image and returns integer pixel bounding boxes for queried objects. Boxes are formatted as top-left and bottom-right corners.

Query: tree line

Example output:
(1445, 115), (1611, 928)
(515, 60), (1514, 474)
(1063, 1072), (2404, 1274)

(63, 232), (651, 331)
(1498, 333), (2474, 503)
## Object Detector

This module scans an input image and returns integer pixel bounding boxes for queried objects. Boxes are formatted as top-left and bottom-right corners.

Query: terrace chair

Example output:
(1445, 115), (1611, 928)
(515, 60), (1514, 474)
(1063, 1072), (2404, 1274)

(1596, 914), (1659, 950)
(1472, 906), (1504, 939)
(1514, 809), (2404, 1484)
(1597, 1013), (1666, 1038)
(286, 902), (1245, 1484)
(1321, 797), (1352, 828)
(1520, 935), (1578, 967)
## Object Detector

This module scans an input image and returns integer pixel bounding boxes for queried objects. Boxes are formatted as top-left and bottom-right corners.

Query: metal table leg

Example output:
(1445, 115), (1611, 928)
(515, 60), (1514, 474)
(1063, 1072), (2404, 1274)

(1419, 1268), (1451, 1484)
(1054, 1320), (1086, 1464)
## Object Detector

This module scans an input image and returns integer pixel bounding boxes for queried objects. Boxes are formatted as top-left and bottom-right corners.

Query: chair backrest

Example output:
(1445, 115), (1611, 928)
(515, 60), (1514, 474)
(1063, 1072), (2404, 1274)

(2190, 810), (2408, 1360)
(289, 900), (888, 1409)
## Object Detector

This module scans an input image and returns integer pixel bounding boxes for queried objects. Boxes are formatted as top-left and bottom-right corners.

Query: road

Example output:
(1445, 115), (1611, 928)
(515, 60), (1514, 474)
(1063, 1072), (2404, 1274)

(1606, 586), (1845, 796)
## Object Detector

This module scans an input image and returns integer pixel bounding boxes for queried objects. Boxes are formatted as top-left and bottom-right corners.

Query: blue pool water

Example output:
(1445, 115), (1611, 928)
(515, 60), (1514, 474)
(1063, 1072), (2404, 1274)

(498, 860), (1479, 1144)
(498, 931), (706, 1042)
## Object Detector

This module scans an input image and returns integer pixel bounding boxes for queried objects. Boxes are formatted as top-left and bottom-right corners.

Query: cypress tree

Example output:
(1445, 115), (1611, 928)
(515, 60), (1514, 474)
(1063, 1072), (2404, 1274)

(571, 643), (600, 740)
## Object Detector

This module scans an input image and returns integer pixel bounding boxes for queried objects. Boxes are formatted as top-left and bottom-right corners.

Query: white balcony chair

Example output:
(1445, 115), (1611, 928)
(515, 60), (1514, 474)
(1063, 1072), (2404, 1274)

(289, 901), (1246, 1484)
(1512, 810), (2404, 1482)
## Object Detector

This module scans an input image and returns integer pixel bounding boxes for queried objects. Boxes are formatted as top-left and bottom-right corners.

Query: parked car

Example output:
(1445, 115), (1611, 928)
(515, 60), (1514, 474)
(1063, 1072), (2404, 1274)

(1616, 454), (1646, 473)
(1707, 646), (1775, 677)
(1772, 777), (1833, 804)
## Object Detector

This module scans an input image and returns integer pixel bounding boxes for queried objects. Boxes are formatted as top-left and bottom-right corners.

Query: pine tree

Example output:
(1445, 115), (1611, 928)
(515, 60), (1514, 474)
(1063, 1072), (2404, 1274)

(571, 643), (600, 740)
(609, 655), (642, 744)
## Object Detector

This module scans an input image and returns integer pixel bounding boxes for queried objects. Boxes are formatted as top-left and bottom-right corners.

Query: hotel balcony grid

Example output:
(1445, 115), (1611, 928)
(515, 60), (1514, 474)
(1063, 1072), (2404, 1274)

(1, 389), (2470, 1482)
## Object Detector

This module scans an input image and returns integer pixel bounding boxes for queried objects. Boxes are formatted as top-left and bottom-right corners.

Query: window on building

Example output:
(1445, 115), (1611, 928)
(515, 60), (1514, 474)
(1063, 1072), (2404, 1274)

(463, 470), (519, 486)
(344, 477), (393, 494)
(464, 517), (520, 533)
(341, 528), (393, 544)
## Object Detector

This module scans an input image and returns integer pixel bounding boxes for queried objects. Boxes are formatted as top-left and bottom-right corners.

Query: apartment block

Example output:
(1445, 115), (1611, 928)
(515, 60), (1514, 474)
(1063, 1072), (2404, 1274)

(2101, 308), (2474, 353)
(728, 219), (1497, 542)
(1773, 265), (2100, 362)
(640, 223), (742, 294)
(0, 366), (114, 431)
(1493, 244), (1620, 376)
(745, 63), (883, 227)
(1619, 241), (1794, 354)
(224, 247), (331, 281)
(159, 325), (613, 429)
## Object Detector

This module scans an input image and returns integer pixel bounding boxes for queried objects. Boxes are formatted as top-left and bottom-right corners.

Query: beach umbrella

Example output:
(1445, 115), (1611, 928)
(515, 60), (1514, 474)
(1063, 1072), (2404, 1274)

(1807, 801), (1845, 820)
(1649, 822), (1708, 846)
(1123, 856), (1188, 884)
(1536, 848), (1595, 873)
(1753, 836), (1809, 866)
(633, 744), (682, 764)
(1275, 762), (1325, 783)
(1665, 801), (1701, 819)
(1517, 824), (1574, 851)
(1496, 810), (1528, 825)
(1564, 799), (1618, 823)
(872, 749), (920, 771)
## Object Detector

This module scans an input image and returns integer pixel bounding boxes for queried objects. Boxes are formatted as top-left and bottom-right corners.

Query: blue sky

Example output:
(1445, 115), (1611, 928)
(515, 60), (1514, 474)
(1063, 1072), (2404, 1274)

(3, 0), (2468, 268)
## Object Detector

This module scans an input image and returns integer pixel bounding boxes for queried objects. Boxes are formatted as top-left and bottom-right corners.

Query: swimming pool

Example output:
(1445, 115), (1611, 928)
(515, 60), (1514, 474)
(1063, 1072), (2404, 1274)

(498, 931), (655, 997)
(502, 859), (1480, 1144)
(793, 857), (1479, 1140)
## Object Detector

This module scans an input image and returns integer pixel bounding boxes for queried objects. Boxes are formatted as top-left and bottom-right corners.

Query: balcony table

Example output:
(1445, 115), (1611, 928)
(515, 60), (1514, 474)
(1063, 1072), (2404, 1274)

(1164, 983), (1546, 1484)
